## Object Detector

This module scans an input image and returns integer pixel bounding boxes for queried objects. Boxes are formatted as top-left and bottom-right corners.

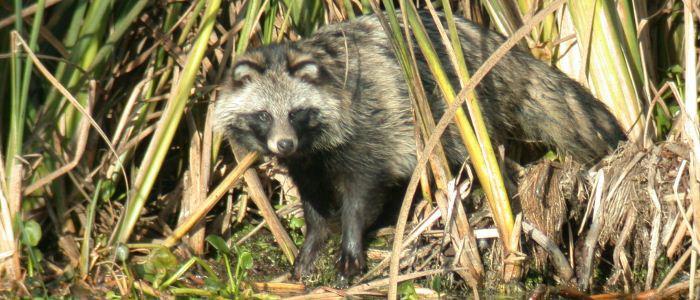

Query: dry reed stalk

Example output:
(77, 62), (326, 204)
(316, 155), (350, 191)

(163, 151), (258, 247)
(682, 1), (699, 298)
(0, 161), (20, 281)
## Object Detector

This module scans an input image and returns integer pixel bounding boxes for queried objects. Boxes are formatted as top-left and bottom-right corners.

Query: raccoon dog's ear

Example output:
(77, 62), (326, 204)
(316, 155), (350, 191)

(289, 61), (320, 81)
(231, 61), (262, 83)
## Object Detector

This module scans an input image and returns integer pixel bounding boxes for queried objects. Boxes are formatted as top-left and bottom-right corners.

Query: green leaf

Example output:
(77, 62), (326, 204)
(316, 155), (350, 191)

(22, 220), (42, 247)
(101, 180), (116, 201)
(543, 150), (558, 161)
(206, 235), (231, 255)
(31, 247), (44, 262)
(289, 216), (305, 229)
(668, 64), (683, 75)
(238, 251), (254, 270)
(148, 247), (178, 272)
(398, 281), (418, 300)
(431, 276), (442, 292)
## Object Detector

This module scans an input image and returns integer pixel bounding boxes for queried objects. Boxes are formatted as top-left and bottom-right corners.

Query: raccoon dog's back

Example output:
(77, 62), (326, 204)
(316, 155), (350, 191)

(214, 11), (626, 280)
(309, 12), (626, 165)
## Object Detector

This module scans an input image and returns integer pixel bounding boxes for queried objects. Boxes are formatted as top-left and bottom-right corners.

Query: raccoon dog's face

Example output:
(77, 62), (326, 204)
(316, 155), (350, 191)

(214, 44), (349, 157)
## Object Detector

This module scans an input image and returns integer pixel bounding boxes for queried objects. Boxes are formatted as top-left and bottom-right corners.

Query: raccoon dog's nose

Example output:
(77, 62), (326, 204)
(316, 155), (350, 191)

(277, 139), (295, 154)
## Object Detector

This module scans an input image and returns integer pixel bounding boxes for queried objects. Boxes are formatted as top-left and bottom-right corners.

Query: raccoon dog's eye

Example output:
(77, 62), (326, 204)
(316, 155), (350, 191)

(288, 109), (301, 119)
(289, 108), (319, 127)
(289, 108), (309, 121)
(255, 111), (271, 122)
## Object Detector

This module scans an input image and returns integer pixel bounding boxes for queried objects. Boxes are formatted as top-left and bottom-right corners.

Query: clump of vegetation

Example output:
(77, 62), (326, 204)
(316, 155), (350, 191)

(0, 0), (698, 298)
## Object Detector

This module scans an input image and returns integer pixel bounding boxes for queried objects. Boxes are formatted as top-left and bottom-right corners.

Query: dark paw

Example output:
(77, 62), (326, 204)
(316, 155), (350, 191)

(336, 250), (365, 283)
(293, 253), (316, 280)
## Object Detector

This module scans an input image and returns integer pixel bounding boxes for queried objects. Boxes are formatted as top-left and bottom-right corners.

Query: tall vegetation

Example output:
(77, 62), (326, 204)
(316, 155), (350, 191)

(0, 0), (696, 298)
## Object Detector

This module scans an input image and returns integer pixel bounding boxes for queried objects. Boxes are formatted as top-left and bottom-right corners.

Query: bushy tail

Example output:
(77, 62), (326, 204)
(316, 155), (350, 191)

(516, 73), (627, 165)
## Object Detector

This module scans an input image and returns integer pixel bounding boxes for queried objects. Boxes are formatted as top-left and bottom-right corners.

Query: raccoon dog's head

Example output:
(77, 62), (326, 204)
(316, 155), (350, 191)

(214, 44), (351, 158)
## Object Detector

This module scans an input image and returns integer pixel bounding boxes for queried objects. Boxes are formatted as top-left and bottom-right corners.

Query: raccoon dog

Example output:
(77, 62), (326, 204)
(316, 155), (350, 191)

(214, 11), (626, 280)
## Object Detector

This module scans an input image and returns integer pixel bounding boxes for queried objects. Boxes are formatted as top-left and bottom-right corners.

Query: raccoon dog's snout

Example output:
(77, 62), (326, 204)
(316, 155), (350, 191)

(276, 139), (295, 154)
(269, 137), (297, 156)
(267, 121), (298, 156)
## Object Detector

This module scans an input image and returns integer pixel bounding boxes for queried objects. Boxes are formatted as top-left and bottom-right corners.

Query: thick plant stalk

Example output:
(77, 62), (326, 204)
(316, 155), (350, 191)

(437, 0), (522, 281)
(4, 5), (44, 273)
(683, 1), (700, 297)
(86, 0), (150, 73)
(111, 0), (223, 245)
(232, 147), (298, 264)
(682, 0), (699, 171)
(235, 0), (262, 55)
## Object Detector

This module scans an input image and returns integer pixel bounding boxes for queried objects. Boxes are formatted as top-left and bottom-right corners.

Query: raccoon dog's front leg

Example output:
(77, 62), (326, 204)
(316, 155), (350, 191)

(288, 161), (333, 280)
(337, 175), (384, 281)
(293, 199), (330, 279)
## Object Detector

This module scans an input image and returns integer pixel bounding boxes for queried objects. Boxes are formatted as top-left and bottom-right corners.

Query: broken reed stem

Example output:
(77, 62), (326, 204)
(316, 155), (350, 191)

(522, 221), (573, 281)
(646, 158), (662, 289)
(651, 276), (700, 299)
(231, 146), (298, 264)
(0, 161), (21, 280)
(178, 116), (206, 254)
(163, 151), (258, 247)
(359, 207), (443, 282)
(280, 267), (470, 299)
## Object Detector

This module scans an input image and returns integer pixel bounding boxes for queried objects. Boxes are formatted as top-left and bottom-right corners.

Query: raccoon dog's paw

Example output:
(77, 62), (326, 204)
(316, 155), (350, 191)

(292, 253), (317, 280)
(336, 249), (366, 283)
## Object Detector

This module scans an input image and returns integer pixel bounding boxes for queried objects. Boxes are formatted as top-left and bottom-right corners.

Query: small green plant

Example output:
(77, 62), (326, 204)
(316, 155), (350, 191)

(17, 218), (47, 297)
(20, 219), (42, 278)
(431, 275), (443, 296)
(206, 235), (254, 298)
(287, 215), (305, 246)
(142, 246), (178, 288)
(398, 280), (418, 300)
